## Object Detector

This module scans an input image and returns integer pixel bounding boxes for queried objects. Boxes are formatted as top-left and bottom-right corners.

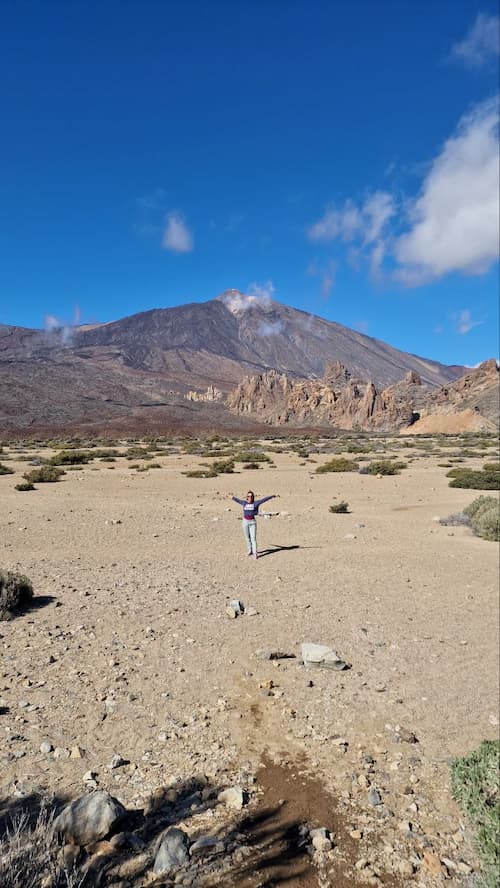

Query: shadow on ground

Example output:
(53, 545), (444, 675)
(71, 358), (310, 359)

(0, 774), (315, 888)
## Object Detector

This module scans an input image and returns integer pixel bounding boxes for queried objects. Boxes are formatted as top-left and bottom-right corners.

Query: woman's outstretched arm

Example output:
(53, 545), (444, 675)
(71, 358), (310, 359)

(254, 494), (278, 506)
(231, 495), (246, 505)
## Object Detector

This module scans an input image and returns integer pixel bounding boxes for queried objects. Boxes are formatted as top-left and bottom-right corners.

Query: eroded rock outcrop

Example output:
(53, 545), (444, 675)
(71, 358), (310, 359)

(226, 363), (421, 430)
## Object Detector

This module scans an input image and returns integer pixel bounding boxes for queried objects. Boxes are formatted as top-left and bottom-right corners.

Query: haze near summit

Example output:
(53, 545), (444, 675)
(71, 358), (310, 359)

(1, 1), (498, 368)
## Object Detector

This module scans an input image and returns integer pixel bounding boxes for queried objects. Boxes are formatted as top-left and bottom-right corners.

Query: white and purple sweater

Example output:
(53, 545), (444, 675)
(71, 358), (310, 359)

(232, 495), (275, 520)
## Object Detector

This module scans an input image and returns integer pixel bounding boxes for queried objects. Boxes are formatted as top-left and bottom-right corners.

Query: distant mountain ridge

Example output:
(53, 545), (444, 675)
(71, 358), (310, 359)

(0, 291), (477, 434)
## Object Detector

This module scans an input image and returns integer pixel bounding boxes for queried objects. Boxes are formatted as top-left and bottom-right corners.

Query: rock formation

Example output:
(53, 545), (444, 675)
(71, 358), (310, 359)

(226, 362), (422, 431)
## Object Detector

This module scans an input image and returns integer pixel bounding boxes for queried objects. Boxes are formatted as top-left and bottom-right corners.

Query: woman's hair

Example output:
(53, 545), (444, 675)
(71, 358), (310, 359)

(246, 490), (255, 499)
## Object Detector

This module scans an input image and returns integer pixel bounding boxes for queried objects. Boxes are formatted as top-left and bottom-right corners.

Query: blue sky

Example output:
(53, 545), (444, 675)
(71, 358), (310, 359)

(1, 0), (498, 367)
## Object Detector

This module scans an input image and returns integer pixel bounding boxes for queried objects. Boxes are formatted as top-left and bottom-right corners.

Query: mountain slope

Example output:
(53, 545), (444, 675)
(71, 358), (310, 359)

(0, 291), (471, 433)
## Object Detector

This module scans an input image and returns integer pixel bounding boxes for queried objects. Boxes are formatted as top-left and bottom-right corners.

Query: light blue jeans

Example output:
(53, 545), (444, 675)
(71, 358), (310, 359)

(242, 519), (257, 554)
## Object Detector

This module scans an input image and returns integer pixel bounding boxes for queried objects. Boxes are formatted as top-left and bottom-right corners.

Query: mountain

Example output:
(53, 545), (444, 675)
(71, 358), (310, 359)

(0, 291), (472, 434)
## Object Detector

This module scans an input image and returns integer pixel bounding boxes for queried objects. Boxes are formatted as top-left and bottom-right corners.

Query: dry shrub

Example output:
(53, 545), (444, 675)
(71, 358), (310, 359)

(0, 570), (33, 620)
(464, 496), (500, 542)
(23, 466), (65, 483)
(0, 804), (84, 888)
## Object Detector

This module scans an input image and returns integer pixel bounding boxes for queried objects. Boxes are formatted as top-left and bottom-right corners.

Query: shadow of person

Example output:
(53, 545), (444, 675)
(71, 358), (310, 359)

(257, 545), (300, 559)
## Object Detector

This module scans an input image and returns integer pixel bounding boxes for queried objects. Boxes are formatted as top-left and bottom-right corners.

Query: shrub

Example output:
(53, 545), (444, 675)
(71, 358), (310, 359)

(145, 462), (162, 469)
(15, 482), (36, 492)
(211, 459), (235, 474)
(235, 451), (271, 463)
(0, 570), (34, 620)
(447, 465), (499, 490)
(316, 457), (359, 474)
(464, 496), (500, 542)
(438, 512), (470, 527)
(0, 802), (85, 888)
(48, 451), (92, 466)
(329, 500), (349, 513)
(362, 460), (407, 476)
(183, 469), (217, 478)
(0, 463), (14, 475)
(451, 740), (499, 888)
(242, 462), (261, 470)
(23, 466), (65, 483)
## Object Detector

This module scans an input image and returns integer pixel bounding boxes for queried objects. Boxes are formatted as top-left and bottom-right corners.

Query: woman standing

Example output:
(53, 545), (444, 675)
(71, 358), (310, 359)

(231, 490), (278, 559)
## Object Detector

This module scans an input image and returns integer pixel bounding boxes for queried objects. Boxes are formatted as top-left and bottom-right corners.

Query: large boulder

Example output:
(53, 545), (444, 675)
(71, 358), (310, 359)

(53, 790), (125, 846)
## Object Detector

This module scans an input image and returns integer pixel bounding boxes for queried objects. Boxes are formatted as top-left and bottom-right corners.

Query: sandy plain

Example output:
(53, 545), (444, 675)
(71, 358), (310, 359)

(0, 438), (498, 886)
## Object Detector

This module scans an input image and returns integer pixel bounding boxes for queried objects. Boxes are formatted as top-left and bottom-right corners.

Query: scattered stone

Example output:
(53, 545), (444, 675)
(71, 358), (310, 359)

(153, 827), (190, 875)
(190, 836), (225, 858)
(350, 829), (363, 840)
(301, 642), (348, 671)
(245, 606), (258, 616)
(109, 754), (126, 770)
(70, 745), (85, 759)
(368, 788), (382, 807)
(229, 599), (244, 615)
(457, 861), (473, 875)
(53, 790), (126, 846)
(218, 785), (245, 810)
(39, 741), (53, 754)
(394, 859), (414, 877)
(310, 827), (332, 852)
(53, 747), (70, 759)
(395, 726), (418, 743)
(422, 849), (444, 876)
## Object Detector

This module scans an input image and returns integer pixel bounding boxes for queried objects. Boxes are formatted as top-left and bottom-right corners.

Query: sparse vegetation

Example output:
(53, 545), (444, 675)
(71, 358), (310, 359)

(329, 500), (349, 513)
(48, 451), (92, 466)
(23, 465), (65, 483)
(464, 496), (500, 542)
(360, 460), (407, 475)
(315, 457), (359, 473)
(242, 462), (261, 470)
(446, 464), (500, 490)
(0, 463), (14, 475)
(0, 570), (34, 620)
(14, 482), (35, 492)
(0, 803), (84, 888)
(451, 740), (499, 888)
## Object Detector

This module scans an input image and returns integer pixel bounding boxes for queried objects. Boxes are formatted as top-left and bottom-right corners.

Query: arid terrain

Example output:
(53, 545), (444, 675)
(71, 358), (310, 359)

(0, 434), (498, 887)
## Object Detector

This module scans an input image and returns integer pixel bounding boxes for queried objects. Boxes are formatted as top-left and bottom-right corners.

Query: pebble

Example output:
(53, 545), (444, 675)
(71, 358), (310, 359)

(368, 788), (382, 806)
(40, 742), (53, 754)
(190, 836), (225, 858)
(218, 786), (245, 810)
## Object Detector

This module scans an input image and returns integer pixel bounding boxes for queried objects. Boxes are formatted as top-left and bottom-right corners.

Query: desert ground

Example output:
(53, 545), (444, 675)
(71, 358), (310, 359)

(0, 435), (498, 887)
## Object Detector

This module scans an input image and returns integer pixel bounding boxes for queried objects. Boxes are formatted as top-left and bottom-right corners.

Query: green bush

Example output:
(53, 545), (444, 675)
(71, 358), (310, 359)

(23, 465), (65, 483)
(363, 460), (407, 476)
(15, 482), (36, 492)
(242, 462), (261, 470)
(0, 570), (34, 620)
(48, 450), (93, 465)
(447, 465), (500, 490)
(316, 457), (359, 474)
(183, 468), (217, 478)
(329, 500), (349, 513)
(235, 451), (271, 463)
(0, 463), (14, 475)
(464, 496), (500, 541)
(451, 740), (499, 887)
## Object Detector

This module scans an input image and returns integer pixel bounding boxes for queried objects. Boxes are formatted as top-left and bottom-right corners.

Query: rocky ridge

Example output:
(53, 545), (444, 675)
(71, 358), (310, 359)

(226, 360), (499, 432)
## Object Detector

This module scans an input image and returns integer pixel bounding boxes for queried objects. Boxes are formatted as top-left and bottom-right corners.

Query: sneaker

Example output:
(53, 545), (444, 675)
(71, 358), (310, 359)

(247, 551), (252, 556)
(253, 553), (258, 560)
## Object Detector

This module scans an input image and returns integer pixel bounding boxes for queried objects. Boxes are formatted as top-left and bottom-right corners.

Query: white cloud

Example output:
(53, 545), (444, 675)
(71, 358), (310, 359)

(257, 320), (285, 336)
(452, 309), (484, 335)
(394, 97), (499, 282)
(307, 97), (499, 287)
(307, 192), (394, 246)
(219, 281), (276, 314)
(247, 280), (275, 303)
(162, 213), (193, 253)
(450, 13), (500, 68)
